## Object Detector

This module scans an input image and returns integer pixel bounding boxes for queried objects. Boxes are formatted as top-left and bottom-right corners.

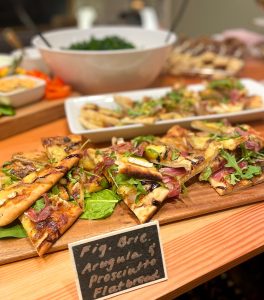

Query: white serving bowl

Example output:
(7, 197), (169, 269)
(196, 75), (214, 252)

(0, 74), (46, 108)
(32, 26), (176, 94)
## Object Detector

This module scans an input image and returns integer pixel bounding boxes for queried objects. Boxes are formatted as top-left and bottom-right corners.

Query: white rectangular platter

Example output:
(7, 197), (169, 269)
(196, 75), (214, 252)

(65, 78), (264, 142)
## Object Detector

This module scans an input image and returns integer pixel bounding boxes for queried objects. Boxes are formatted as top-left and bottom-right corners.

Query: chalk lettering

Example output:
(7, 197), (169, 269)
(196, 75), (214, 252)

(93, 287), (102, 299)
(140, 233), (147, 243)
(117, 233), (148, 248)
(70, 222), (166, 299)
(80, 245), (91, 258)
(98, 244), (107, 258)
(125, 269), (160, 289)
(89, 274), (98, 288)
(116, 255), (125, 264)
(148, 242), (156, 257)
(108, 285), (118, 294)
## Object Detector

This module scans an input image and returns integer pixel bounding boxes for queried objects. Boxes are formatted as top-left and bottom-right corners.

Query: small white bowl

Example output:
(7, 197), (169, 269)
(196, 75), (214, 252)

(32, 26), (176, 94)
(0, 74), (46, 108)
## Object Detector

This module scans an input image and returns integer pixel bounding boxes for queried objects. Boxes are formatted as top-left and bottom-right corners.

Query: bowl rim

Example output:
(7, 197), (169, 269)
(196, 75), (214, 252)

(31, 26), (177, 56)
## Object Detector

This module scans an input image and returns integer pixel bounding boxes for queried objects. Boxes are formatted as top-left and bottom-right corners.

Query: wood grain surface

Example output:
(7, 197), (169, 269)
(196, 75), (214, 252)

(1, 180), (264, 265)
(1, 202), (264, 300)
(0, 92), (78, 140)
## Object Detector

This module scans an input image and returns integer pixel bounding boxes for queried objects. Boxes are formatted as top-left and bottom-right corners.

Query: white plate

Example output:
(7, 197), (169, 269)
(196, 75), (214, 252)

(65, 78), (264, 142)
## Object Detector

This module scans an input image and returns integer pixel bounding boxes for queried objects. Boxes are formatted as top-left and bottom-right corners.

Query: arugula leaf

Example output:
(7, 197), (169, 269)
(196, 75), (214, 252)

(132, 135), (155, 146)
(240, 144), (264, 163)
(123, 151), (133, 157)
(199, 167), (212, 181)
(134, 181), (147, 203)
(95, 149), (103, 155)
(32, 198), (45, 212)
(0, 222), (27, 238)
(221, 150), (242, 176)
(114, 173), (147, 203)
(115, 173), (129, 185)
(171, 149), (180, 160)
(221, 149), (262, 185)
(51, 185), (60, 195)
(0, 105), (15, 116)
(230, 173), (241, 185)
(100, 177), (109, 188)
(1, 167), (20, 181)
(2, 161), (12, 167)
(67, 168), (78, 184)
(181, 183), (188, 195)
(80, 189), (120, 220)
(241, 165), (262, 179)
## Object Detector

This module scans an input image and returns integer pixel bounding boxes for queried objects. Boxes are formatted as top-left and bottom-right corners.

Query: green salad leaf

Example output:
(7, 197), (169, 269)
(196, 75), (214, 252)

(0, 222), (27, 238)
(80, 189), (121, 220)
(0, 104), (15, 116)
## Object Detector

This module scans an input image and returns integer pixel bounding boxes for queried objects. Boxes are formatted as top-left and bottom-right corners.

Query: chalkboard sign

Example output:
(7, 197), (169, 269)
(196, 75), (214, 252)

(69, 221), (167, 300)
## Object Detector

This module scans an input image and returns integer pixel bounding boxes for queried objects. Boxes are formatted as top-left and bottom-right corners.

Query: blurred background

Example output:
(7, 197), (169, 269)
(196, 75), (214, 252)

(0, 0), (264, 52)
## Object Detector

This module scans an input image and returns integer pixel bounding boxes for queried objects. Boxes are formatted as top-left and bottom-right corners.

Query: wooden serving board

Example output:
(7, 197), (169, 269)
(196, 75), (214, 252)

(0, 93), (79, 140)
(1, 181), (264, 265)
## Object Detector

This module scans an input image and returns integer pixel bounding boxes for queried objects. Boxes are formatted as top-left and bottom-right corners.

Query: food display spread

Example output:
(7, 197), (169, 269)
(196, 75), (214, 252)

(1, 119), (264, 256)
(166, 36), (246, 77)
(79, 78), (263, 129)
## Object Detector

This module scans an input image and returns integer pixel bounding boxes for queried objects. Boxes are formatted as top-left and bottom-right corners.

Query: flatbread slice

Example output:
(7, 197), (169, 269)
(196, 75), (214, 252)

(0, 150), (81, 226)
(1, 151), (49, 182)
(42, 135), (82, 163)
(20, 194), (82, 256)
(208, 171), (264, 195)
(118, 184), (169, 223)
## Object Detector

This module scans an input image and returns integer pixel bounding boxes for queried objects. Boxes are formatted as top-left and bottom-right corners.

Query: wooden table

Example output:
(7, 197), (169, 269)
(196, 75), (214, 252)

(1, 60), (264, 300)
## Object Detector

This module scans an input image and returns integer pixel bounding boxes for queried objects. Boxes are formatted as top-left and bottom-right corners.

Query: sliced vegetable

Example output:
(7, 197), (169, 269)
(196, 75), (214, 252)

(26, 70), (71, 100)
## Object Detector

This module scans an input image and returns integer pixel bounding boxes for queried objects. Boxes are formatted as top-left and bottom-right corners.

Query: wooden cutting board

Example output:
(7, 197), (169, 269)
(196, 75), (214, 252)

(0, 93), (79, 140)
(1, 181), (264, 265)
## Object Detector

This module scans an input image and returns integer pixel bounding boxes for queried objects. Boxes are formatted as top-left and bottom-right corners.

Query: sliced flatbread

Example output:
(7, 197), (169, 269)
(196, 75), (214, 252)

(20, 194), (82, 256)
(0, 150), (81, 226)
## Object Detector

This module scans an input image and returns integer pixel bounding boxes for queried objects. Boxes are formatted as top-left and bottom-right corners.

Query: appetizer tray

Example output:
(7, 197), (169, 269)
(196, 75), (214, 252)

(65, 78), (264, 142)
(1, 181), (264, 265)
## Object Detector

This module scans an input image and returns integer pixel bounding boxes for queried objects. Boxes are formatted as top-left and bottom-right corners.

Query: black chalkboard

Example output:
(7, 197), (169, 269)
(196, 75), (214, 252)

(69, 221), (167, 300)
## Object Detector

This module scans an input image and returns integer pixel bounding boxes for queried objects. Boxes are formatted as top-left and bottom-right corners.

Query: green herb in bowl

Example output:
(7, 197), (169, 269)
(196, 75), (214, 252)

(67, 36), (135, 51)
